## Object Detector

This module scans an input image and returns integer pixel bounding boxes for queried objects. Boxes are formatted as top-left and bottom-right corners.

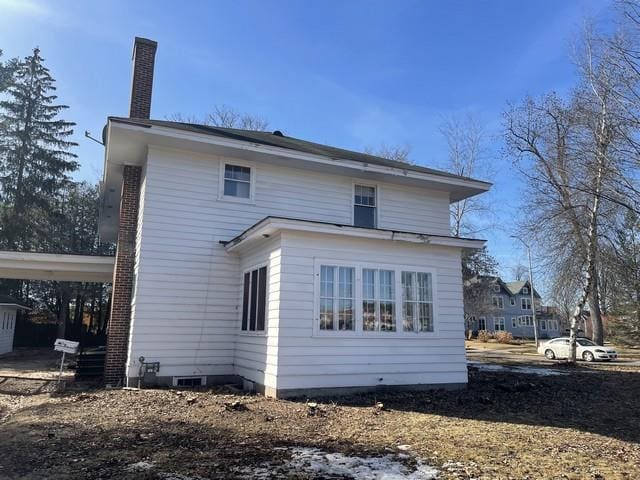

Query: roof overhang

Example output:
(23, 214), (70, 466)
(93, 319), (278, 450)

(224, 217), (486, 254)
(0, 251), (115, 283)
(100, 118), (492, 242)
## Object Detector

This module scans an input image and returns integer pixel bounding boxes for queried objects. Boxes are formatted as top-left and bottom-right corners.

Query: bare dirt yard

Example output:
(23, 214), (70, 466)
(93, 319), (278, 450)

(1, 356), (639, 480)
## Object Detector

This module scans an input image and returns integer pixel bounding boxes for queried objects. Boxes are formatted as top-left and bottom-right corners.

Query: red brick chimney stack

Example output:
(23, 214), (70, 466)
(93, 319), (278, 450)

(129, 37), (157, 119)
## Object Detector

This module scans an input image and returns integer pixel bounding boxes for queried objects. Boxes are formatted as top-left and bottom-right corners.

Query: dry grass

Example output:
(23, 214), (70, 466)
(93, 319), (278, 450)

(0, 365), (639, 479)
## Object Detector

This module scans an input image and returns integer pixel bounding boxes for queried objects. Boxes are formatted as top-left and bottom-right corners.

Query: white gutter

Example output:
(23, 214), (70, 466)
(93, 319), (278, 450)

(224, 217), (486, 253)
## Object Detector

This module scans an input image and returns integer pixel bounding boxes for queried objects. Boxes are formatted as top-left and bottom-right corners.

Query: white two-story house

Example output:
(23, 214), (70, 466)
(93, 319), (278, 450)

(98, 38), (491, 397)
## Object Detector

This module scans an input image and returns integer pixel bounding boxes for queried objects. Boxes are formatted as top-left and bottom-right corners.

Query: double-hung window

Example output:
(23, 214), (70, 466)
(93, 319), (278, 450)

(478, 316), (486, 331)
(402, 271), (434, 332)
(354, 185), (376, 228)
(509, 297), (516, 306)
(521, 297), (532, 310)
(494, 317), (505, 331)
(242, 266), (267, 332)
(518, 315), (533, 327)
(320, 266), (355, 331)
(492, 296), (504, 309)
(362, 269), (395, 332)
(223, 164), (251, 199)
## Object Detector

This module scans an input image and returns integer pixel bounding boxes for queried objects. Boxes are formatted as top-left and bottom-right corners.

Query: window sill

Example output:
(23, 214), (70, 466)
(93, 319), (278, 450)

(217, 195), (255, 205)
(312, 330), (439, 339)
(238, 330), (267, 337)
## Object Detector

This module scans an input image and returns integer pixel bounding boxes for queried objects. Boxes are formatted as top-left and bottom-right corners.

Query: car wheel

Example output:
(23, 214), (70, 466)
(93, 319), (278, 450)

(545, 349), (556, 360)
(583, 351), (595, 362)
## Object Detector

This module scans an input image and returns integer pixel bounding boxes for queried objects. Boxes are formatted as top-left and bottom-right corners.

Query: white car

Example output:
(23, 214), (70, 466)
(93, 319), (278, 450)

(538, 337), (618, 362)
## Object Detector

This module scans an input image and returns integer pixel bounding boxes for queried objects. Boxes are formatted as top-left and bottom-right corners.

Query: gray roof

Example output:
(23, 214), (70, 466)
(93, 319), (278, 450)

(109, 117), (491, 186)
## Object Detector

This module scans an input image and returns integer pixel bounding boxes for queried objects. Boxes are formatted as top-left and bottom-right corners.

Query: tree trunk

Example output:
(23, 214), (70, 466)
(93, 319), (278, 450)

(589, 276), (604, 345)
(57, 286), (69, 339)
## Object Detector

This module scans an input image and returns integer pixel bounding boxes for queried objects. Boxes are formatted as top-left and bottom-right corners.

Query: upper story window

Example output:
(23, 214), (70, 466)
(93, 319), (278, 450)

(242, 266), (267, 332)
(510, 297), (516, 306)
(492, 284), (500, 293)
(522, 287), (529, 295)
(492, 296), (504, 309)
(354, 184), (376, 228)
(521, 297), (532, 310)
(223, 164), (252, 199)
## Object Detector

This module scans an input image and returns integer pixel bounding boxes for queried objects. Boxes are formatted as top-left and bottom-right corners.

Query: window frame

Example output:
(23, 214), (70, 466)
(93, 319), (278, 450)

(313, 259), (438, 337)
(492, 295), (504, 309)
(509, 297), (516, 306)
(521, 297), (532, 310)
(522, 287), (529, 295)
(218, 161), (256, 203)
(239, 262), (269, 336)
(478, 316), (486, 331)
(351, 182), (379, 229)
(494, 317), (505, 331)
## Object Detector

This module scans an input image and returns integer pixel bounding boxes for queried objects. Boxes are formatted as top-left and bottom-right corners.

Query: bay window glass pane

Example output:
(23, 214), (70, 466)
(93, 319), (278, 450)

(363, 269), (375, 300)
(338, 267), (354, 299)
(403, 302), (415, 332)
(418, 303), (433, 332)
(380, 270), (394, 300)
(380, 301), (395, 331)
(320, 266), (335, 330)
(402, 272), (415, 301)
(338, 299), (354, 330)
(417, 273), (432, 302)
(321, 266), (334, 298)
(363, 300), (376, 331)
(320, 298), (334, 330)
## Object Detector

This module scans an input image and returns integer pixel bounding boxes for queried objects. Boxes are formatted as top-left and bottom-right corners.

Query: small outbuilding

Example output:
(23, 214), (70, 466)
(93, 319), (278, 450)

(0, 295), (30, 355)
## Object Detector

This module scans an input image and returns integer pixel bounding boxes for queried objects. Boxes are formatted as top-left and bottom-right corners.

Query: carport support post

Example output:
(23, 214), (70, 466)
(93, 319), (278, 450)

(104, 165), (141, 386)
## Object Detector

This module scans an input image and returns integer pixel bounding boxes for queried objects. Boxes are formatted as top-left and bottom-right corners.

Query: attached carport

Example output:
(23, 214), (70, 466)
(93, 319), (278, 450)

(0, 251), (116, 380)
(0, 251), (115, 283)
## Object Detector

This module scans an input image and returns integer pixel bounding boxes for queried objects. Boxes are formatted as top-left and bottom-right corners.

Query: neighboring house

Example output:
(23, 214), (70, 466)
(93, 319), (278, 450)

(467, 277), (561, 339)
(0, 295), (29, 355)
(1, 37), (491, 397)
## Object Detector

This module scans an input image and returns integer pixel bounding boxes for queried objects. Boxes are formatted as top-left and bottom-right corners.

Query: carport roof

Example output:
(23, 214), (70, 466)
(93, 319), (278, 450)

(0, 251), (115, 283)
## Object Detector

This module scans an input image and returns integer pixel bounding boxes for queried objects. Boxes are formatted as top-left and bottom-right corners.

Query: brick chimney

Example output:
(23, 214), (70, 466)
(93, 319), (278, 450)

(129, 37), (157, 119)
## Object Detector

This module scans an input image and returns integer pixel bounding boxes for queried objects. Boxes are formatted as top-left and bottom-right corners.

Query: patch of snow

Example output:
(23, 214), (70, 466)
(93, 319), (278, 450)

(468, 361), (566, 376)
(127, 461), (154, 471)
(287, 447), (439, 479)
(397, 444), (412, 451)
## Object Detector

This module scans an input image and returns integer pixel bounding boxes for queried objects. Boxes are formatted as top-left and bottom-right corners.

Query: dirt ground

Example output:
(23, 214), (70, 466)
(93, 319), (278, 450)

(0, 360), (639, 480)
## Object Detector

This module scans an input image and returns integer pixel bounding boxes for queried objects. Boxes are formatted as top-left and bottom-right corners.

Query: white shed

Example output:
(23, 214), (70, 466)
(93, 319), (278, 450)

(0, 295), (29, 355)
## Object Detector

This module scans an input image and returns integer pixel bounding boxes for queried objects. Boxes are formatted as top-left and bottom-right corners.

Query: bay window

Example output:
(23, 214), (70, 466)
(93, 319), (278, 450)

(362, 269), (395, 332)
(320, 266), (355, 331)
(317, 263), (436, 334)
(402, 271), (434, 332)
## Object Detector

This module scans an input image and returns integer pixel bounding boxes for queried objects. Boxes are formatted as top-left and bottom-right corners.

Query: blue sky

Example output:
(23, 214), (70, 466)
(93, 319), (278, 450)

(0, 0), (613, 295)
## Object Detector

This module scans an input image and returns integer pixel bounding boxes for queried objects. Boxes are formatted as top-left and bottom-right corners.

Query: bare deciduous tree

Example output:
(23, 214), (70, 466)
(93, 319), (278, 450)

(440, 113), (494, 237)
(168, 104), (269, 131)
(510, 264), (528, 281)
(364, 143), (412, 163)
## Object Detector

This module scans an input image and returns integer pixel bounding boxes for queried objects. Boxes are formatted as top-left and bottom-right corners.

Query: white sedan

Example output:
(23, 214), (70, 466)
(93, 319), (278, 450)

(538, 337), (618, 362)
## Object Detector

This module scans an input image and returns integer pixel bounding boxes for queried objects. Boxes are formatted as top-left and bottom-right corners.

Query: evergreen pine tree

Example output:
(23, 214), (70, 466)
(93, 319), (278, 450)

(0, 47), (78, 251)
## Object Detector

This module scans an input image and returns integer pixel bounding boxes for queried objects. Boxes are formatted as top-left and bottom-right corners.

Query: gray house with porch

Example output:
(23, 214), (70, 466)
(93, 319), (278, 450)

(468, 277), (561, 339)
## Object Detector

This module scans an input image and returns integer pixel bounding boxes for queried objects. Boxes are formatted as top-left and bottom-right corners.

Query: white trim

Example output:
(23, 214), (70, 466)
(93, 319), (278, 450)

(225, 217), (486, 253)
(492, 295), (504, 309)
(217, 159), (256, 204)
(312, 258), (439, 338)
(108, 119), (492, 195)
(0, 251), (114, 283)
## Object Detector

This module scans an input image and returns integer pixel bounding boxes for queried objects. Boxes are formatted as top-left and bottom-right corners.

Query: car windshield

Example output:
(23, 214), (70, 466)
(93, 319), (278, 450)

(577, 339), (596, 346)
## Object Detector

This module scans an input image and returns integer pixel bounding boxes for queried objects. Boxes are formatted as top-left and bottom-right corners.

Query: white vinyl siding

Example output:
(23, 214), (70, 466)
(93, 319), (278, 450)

(126, 146), (463, 390)
(276, 232), (465, 391)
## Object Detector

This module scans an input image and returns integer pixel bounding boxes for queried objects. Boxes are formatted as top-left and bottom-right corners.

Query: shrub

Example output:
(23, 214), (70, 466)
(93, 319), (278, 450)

(496, 331), (514, 344)
(477, 330), (490, 342)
